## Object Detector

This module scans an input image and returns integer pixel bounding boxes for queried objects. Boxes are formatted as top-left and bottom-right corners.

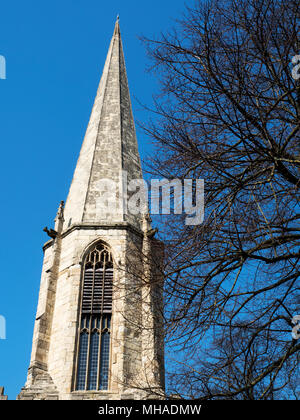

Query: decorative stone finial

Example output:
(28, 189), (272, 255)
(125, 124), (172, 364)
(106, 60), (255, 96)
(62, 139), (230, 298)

(142, 213), (157, 238)
(54, 200), (65, 234)
(56, 200), (65, 221)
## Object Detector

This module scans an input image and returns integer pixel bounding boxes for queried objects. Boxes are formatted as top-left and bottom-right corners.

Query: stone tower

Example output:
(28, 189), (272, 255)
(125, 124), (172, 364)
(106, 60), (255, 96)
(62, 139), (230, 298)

(18, 19), (165, 401)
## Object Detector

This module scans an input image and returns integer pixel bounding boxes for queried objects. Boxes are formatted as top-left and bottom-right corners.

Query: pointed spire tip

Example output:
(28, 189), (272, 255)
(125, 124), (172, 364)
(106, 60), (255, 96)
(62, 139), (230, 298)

(114, 14), (120, 36)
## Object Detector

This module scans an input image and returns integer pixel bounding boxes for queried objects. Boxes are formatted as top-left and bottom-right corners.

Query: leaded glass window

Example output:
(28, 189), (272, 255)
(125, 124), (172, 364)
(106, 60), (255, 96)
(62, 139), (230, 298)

(75, 243), (113, 391)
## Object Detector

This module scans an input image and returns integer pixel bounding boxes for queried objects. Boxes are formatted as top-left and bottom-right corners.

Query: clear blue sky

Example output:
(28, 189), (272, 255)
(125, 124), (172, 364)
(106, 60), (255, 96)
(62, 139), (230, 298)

(0, 0), (187, 400)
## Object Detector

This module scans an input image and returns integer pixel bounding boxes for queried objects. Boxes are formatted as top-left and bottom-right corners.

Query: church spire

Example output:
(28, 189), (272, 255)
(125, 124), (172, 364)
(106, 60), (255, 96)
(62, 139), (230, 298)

(63, 19), (143, 231)
(18, 21), (165, 401)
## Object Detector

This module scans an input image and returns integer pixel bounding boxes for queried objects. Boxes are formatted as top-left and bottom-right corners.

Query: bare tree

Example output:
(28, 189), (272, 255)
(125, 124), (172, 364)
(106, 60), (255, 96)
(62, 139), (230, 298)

(142, 0), (300, 399)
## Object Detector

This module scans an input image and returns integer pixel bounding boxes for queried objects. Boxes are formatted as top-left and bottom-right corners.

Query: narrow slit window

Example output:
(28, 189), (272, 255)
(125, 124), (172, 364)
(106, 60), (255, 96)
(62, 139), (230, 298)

(75, 243), (113, 391)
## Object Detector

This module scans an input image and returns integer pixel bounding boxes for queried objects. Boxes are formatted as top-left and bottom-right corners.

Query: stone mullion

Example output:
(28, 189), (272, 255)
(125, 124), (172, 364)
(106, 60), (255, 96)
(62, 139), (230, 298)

(85, 254), (96, 390)
(73, 266), (85, 391)
(96, 318), (102, 391)
(97, 253), (106, 390)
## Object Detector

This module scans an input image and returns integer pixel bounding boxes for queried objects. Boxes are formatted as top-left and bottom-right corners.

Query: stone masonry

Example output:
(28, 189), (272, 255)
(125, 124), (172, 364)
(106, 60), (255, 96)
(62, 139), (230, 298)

(18, 19), (165, 401)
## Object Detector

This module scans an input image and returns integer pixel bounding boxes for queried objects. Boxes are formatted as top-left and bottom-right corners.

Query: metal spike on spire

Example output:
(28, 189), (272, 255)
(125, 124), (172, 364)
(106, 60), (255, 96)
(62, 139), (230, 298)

(114, 15), (120, 35)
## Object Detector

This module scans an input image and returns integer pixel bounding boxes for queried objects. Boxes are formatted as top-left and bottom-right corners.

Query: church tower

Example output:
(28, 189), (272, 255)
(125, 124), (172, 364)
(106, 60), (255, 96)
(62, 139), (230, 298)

(18, 19), (165, 400)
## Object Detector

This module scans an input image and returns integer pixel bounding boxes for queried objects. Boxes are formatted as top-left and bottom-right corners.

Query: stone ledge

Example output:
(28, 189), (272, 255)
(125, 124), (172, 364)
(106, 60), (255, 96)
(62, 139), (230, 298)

(70, 391), (120, 401)
(43, 223), (143, 251)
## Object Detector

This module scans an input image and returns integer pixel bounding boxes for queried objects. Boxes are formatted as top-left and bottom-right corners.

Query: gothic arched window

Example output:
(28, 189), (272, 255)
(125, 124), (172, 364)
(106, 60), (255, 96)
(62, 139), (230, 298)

(75, 243), (113, 391)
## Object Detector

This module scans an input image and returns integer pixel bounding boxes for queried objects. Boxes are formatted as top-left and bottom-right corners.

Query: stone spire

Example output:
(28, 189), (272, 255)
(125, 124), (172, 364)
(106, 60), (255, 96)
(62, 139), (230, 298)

(18, 20), (165, 401)
(63, 18), (143, 231)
